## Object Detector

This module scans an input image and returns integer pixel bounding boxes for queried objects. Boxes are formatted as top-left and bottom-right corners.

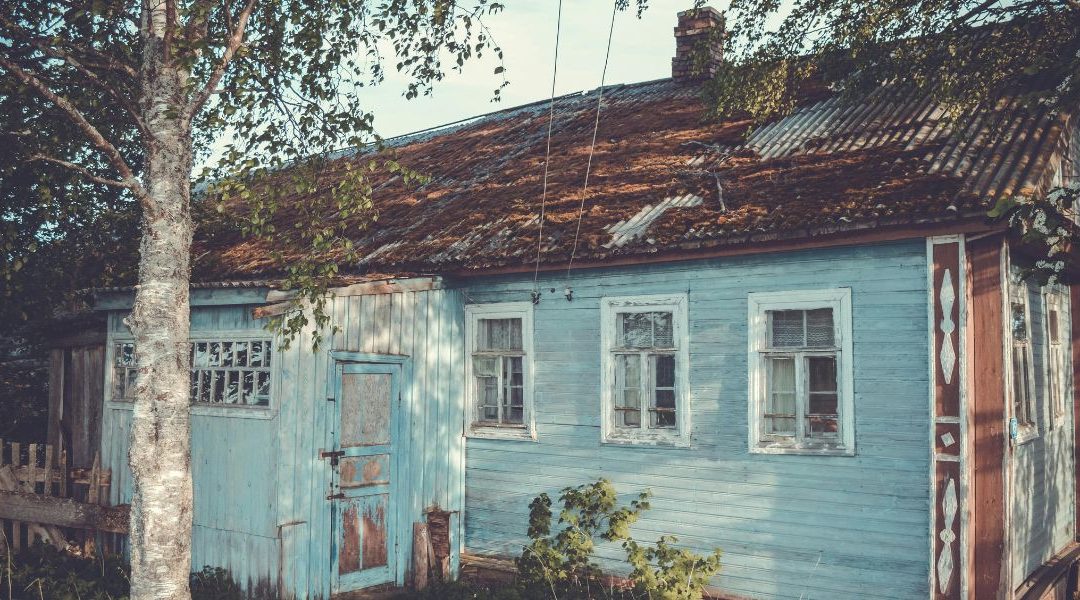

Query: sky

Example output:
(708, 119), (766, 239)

(362, 1), (699, 139)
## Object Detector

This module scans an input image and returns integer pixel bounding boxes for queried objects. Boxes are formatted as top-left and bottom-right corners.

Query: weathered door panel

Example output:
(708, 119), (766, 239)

(331, 363), (399, 593)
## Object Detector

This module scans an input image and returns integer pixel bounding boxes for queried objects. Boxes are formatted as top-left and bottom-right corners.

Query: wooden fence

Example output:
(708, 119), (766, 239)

(0, 439), (125, 557)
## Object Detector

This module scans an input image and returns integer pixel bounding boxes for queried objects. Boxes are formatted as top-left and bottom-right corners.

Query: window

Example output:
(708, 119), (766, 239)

(111, 338), (273, 408)
(748, 289), (854, 455)
(600, 295), (689, 446)
(1008, 267), (1038, 443)
(465, 303), (534, 439)
(1044, 287), (1070, 429)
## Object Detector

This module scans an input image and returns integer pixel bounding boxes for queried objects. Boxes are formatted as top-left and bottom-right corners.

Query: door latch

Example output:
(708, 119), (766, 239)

(326, 492), (346, 500)
(319, 449), (345, 466)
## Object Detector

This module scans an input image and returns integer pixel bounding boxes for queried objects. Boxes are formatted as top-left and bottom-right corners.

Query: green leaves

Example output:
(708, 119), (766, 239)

(517, 479), (720, 600)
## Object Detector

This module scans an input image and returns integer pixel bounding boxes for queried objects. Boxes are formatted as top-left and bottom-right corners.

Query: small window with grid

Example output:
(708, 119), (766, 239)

(748, 289), (854, 455)
(601, 295), (689, 446)
(465, 303), (534, 439)
(111, 339), (273, 408)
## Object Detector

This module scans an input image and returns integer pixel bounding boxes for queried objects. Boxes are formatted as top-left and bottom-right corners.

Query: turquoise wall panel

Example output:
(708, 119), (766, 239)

(459, 240), (932, 600)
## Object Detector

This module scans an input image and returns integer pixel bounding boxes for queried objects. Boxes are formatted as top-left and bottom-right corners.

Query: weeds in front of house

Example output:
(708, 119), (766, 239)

(399, 479), (722, 600)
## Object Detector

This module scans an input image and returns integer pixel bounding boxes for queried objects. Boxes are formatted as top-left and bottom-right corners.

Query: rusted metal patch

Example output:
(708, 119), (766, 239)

(361, 497), (388, 569)
(339, 455), (390, 488)
(339, 502), (361, 575)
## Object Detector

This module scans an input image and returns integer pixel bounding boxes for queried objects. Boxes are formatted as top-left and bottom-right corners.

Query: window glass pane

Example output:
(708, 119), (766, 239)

(766, 356), (796, 435)
(769, 311), (804, 347)
(808, 414), (839, 437)
(1011, 302), (1028, 342)
(1049, 308), (1060, 344)
(615, 354), (641, 428)
(654, 355), (675, 388)
(252, 341), (265, 367)
(808, 356), (837, 392)
(478, 318), (522, 351)
(234, 342), (248, 367)
(806, 309), (835, 347)
(619, 313), (654, 348)
(652, 313), (674, 348)
(474, 356), (499, 421)
(504, 356), (524, 425)
(220, 342), (234, 367)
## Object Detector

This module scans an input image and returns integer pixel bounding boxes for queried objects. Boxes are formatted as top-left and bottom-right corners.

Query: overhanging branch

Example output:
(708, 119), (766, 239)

(0, 55), (151, 211)
(29, 154), (138, 190)
(187, 0), (258, 117)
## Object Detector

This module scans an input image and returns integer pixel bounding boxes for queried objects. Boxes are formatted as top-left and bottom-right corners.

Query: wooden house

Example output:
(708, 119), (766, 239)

(60, 7), (1080, 599)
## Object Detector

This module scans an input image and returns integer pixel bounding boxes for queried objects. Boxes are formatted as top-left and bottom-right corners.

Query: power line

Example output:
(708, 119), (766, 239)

(564, 0), (618, 295)
(531, 0), (564, 304)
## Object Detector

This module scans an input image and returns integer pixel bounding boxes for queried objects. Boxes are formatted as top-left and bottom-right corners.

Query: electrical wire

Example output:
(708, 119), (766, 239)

(531, 0), (564, 301)
(564, 0), (619, 290)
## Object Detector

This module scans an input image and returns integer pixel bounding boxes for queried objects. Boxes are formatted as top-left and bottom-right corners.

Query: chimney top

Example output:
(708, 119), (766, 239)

(672, 6), (724, 83)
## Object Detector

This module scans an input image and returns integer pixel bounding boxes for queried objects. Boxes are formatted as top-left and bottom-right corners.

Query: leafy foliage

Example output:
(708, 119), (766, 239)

(706, 0), (1080, 124)
(517, 479), (721, 600)
(707, 0), (1080, 279)
(188, 566), (242, 600)
(1, 542), (129, 600)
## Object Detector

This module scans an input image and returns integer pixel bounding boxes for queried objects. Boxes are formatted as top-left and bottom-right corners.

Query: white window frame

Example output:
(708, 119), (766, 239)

(104, 330), (278, 420)
(747, 288), (855, 456)
(1043, 286), (1071, 430)
(464, 302), (535, 441)
(1006, 265), (1040, 445)
(600, 294), (690, 447)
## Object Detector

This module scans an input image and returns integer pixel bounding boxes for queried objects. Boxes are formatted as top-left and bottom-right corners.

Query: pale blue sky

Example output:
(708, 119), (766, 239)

(365, 1), (699, 139)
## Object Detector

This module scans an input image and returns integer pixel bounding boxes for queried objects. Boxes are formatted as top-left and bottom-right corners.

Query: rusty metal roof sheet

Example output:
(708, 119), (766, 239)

(193, 78), (1073, 280)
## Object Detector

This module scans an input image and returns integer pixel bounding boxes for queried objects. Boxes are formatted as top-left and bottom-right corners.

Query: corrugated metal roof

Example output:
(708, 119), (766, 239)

(193, 77), (1073, 280)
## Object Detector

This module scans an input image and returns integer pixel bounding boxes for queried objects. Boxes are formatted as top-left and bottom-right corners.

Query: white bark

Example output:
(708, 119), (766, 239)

(125, 2), (195, 598)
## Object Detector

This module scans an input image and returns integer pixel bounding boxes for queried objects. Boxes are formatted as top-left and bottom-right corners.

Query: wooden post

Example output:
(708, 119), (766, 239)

(412, 522), (431, 591)
(12, 441), (21, 552)
(43, 445), (53, 498)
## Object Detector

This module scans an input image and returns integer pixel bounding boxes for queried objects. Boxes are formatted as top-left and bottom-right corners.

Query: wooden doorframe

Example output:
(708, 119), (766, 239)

(327, 351), (413, 592)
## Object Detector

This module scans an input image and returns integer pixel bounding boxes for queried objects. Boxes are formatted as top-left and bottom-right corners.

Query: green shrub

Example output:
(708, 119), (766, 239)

(516, 479), (722, 600)
(190, 566), (243, 600)
(1, 542), (129, 600)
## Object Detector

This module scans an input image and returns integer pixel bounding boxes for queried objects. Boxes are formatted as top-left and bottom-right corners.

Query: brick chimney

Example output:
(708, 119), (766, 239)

(672, 6), (724, 82)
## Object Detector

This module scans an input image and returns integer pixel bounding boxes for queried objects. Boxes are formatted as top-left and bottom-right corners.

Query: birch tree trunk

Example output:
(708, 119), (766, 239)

(125, 3), (195, 598)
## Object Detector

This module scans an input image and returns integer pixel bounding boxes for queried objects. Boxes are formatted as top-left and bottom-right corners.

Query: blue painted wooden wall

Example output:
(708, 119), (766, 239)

(459, 240), (932, 600)
(100, 289), (466, 599)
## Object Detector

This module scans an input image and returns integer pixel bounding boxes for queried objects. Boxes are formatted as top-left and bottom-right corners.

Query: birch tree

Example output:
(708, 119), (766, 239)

(0, 1), (504, 597)
(707, 0), (1080, 279)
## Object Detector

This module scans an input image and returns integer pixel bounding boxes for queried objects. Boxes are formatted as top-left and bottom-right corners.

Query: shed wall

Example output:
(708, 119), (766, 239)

(101, 290), (467, 599)
(460, 240), (932, 600)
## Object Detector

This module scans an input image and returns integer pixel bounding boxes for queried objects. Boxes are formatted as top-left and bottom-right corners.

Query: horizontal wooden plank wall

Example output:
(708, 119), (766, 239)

(460, 240), (932, 600)
(274, 289), (465, 600)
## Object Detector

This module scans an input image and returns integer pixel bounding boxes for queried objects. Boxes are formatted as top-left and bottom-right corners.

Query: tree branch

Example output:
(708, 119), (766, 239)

(0, 55), (150, 210)
(0, 14), (150, 139)
(187, 0), (257, 117)
(28, 154), (138, 189)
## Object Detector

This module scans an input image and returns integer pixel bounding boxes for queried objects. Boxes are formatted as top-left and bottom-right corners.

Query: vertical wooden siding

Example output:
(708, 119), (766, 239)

(1007, 259), (1076, 589)
(461, 240), (931, 600)
(102, 308), (281, 593)
(275, 289), (465, 599)
(103, 292), (466, 599)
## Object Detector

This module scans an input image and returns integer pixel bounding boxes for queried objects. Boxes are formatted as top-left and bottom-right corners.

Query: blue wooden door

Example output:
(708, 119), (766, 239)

(331, 362), (400, 593)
